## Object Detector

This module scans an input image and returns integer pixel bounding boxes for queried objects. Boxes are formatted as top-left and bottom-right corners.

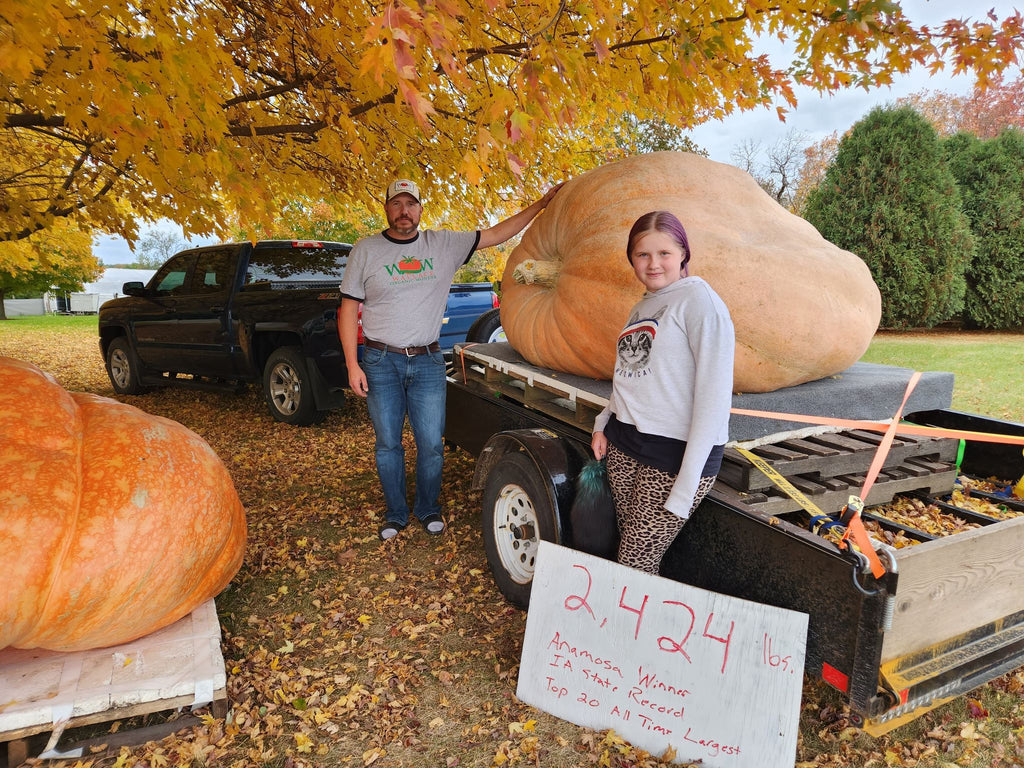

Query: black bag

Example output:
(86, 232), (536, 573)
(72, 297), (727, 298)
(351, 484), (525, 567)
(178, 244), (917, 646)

(569, 458), (619, 560)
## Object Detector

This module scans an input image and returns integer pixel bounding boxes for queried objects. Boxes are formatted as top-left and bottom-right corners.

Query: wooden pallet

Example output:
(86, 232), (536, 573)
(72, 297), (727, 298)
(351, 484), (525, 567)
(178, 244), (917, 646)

(719, 430), (959, 492)
(713, 456), (959, 517)
(0, 600), (227, 767)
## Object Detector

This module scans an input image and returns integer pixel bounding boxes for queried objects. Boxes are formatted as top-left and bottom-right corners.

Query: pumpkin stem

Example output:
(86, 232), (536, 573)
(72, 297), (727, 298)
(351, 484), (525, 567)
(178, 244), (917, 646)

(512, 259), (560, 287)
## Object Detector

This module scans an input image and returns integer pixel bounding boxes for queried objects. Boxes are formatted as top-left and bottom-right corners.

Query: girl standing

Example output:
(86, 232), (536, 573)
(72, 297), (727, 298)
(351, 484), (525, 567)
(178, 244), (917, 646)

(591, 211), (735, 574)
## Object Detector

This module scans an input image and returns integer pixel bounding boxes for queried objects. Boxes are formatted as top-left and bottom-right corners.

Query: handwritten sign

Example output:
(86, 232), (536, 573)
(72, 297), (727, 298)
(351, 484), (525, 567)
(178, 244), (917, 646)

(517, 542), (808, 768)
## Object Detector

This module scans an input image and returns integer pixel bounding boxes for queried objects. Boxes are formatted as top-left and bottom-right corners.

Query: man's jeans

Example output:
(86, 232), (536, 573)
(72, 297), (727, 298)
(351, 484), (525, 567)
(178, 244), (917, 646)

(361, 346), (447, 526)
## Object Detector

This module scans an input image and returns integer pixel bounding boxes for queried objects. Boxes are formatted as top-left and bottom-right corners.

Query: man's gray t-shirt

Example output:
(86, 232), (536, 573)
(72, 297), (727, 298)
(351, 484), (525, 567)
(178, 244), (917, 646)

(340, 229), (480, 347)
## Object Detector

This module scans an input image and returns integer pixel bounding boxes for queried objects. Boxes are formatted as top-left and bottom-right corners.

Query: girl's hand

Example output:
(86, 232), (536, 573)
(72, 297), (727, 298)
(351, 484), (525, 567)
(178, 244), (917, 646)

(591, 431), (607, 460)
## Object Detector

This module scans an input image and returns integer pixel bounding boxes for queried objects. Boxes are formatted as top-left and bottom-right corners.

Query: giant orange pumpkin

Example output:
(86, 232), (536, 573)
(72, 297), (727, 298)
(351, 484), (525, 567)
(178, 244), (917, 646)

(0, 356), (246, 652)
(501, 151), (882, 392)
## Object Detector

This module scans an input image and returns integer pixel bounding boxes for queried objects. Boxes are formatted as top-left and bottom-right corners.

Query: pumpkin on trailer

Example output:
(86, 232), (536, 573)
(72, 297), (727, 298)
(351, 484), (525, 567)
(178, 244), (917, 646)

(0, 356), (246, 652)
(500, 151), (882, 393)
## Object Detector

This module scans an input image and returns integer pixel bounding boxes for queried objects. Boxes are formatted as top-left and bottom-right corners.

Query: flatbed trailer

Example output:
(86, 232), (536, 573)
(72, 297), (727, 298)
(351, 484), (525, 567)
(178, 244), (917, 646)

(445, 342), (1024, 734)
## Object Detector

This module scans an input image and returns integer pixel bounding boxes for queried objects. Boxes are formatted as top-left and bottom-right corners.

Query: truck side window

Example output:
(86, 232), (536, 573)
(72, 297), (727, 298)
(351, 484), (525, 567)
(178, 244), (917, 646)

(191, 249), (236, 295)
(151, 254), (194, 297)
(247, 246), (349, 286)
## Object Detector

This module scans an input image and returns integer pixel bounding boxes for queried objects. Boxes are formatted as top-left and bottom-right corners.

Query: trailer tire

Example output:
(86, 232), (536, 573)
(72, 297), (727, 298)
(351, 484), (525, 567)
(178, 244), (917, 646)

(466, 308), (505, 344)
(262, 346), (326, 426)
(481, 450), (557, 608)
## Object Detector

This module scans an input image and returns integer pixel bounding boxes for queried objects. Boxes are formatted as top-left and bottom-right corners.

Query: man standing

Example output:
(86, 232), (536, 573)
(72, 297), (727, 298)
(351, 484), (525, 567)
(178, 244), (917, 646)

(339, 179), (561, 541)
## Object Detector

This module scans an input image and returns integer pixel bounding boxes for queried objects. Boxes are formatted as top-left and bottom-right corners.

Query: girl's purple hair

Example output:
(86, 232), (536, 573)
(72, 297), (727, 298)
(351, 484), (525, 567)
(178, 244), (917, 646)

(626, 211), (691, 273)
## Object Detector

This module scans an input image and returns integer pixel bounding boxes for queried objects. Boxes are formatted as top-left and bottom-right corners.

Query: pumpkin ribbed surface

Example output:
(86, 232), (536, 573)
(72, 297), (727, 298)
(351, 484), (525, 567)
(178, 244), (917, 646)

(0, 356), (246, 652)
(500, 151), (881, 392)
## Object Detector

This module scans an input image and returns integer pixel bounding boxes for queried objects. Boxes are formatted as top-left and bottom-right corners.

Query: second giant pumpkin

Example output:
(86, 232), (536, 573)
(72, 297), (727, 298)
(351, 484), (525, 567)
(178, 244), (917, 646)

(501, 152), (881, 392)
(0, 356), (246, 652)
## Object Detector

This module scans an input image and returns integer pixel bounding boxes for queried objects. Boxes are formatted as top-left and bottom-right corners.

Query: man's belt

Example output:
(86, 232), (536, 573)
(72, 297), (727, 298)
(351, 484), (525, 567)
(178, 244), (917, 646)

(364, 338), (441, 356)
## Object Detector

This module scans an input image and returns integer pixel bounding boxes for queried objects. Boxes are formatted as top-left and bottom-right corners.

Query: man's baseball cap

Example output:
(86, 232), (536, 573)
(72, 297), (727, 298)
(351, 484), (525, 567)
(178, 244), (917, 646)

(386, 179), (421, 203)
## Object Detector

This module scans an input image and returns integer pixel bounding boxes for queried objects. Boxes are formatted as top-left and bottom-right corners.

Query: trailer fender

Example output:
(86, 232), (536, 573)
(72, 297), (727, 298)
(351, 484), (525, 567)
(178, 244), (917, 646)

(473, 429), (588, 519)
(474, 429), (589, 608)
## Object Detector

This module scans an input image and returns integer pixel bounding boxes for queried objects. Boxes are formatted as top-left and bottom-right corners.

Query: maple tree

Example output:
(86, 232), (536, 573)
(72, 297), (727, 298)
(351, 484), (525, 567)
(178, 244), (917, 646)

(0, 221), (98, 319)
(897, 73), (1024, 138)
(791, 131), (841, 215)
(2, 1), (1023, 250)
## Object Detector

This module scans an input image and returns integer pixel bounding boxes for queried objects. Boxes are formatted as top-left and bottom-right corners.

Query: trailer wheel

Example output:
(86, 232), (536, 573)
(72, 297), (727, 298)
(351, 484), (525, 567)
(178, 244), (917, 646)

(262, 347), (326, 425)
(466, 308), (505, 344)
(481, 450), (557, 608)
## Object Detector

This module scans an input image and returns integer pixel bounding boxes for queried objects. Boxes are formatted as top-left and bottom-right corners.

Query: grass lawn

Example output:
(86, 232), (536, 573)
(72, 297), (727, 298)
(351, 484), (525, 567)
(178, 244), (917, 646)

(0, 314), (99, 332)
(861, 330), (1024, 423)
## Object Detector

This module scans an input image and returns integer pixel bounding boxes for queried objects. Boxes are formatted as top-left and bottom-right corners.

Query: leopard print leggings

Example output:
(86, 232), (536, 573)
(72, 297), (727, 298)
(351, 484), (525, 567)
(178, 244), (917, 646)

(606, 444), (717, 574)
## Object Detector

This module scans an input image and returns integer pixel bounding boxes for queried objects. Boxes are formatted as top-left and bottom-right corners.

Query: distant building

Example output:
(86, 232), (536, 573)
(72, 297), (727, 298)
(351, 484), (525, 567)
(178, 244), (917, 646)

(62, 268), (157, 315)
(4, 267), (159, 317)
(83, 267), (157, 296)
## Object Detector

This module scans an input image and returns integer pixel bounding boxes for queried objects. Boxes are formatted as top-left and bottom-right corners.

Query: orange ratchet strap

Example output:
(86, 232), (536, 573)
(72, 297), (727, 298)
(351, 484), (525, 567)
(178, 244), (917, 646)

(731, 371), (1024, 580)
(729, 409), (1024, 446)
(836, 371), (920, 578)
(456, 343), (480, 384)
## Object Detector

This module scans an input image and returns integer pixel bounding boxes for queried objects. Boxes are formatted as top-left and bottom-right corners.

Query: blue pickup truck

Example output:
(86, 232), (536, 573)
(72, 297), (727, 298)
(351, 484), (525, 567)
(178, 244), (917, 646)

(98, 240), (501, 425)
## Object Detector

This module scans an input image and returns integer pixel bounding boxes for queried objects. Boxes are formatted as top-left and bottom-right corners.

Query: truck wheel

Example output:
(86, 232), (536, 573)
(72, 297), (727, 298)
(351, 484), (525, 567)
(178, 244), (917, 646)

(466, 308), (505, 344)
(105, 337), (147, 395)
(481, 451), (558, 608)
(263, 347), (326, 426)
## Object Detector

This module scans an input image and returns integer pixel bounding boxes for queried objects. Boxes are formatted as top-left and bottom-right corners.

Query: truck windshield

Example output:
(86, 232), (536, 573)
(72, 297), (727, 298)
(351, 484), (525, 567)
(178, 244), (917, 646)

(245, 246), (349, 286)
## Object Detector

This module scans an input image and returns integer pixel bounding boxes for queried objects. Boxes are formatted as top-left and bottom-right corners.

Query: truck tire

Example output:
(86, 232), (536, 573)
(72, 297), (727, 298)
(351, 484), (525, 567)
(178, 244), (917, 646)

(262, 346), (326, 426)
(105, 337), (147, 395)
(465, 308), (505, 344)
(481, 450), (558, 608)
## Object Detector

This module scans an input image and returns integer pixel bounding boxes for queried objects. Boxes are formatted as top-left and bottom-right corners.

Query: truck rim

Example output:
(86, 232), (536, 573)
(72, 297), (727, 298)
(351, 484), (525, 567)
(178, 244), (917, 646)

(109, 348), (131, 388)
(492, 482), (540, 584)
(268, 362), (301, 415)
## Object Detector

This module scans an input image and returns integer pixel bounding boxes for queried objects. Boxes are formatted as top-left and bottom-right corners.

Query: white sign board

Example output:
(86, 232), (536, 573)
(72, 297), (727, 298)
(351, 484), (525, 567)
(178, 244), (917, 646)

(517, 542), (808, 768)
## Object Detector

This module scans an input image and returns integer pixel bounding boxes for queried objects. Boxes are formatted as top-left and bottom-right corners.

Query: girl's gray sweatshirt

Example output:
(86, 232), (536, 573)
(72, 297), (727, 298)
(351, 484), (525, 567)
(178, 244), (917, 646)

(594, 276), (735, 518)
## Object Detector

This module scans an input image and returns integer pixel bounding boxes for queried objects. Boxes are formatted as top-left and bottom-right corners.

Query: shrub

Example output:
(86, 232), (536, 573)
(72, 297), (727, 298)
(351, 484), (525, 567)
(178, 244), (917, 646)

(803, 106), (974, 329)
(944, 128), (1024, 329)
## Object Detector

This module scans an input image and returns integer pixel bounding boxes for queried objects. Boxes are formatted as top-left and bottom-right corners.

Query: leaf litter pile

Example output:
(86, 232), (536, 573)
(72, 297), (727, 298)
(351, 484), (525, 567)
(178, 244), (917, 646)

(815, 478), (1023, 550)
(4, 325), (1024, 768)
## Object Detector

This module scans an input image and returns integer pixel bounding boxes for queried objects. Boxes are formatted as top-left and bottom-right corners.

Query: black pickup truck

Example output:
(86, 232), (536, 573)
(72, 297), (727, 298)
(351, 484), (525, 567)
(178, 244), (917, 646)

(99, 240), (352, 425)
(99, 239), (502, 425)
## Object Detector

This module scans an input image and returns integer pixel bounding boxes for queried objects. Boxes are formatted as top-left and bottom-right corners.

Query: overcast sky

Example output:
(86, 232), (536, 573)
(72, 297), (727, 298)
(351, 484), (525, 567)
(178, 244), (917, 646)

(94, 0), (1022, 264)
(688, 0), (1023, 164)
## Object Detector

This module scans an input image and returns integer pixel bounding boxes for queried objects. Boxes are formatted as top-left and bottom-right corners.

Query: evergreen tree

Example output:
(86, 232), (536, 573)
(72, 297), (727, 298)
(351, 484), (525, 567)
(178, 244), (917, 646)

(944, 129), (1024, 329)
(803, 106), (974, 329)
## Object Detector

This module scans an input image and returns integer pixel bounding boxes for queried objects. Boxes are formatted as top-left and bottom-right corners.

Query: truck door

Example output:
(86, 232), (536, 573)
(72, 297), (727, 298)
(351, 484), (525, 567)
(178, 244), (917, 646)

(173, 247), (242, 376)
(132, 247), (241, 376)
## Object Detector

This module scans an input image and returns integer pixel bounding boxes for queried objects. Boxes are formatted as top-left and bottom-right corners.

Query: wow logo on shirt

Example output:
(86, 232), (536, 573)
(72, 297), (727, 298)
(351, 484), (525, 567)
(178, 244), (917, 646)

(385, 257), (436, 279)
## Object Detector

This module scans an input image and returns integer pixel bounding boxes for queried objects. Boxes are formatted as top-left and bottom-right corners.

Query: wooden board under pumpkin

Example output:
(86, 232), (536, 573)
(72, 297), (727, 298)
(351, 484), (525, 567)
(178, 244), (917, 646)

(0, 599), (227, 764)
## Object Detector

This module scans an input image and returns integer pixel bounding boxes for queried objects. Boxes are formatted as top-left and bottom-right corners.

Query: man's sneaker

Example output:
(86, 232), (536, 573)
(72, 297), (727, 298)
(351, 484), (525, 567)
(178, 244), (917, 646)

(419, 514), (445, 536)
(379, 521), (406, 541)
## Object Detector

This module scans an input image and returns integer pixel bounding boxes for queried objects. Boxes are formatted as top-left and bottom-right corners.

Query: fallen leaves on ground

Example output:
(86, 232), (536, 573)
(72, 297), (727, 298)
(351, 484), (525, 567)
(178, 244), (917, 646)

(4, 323), (1024, 768)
